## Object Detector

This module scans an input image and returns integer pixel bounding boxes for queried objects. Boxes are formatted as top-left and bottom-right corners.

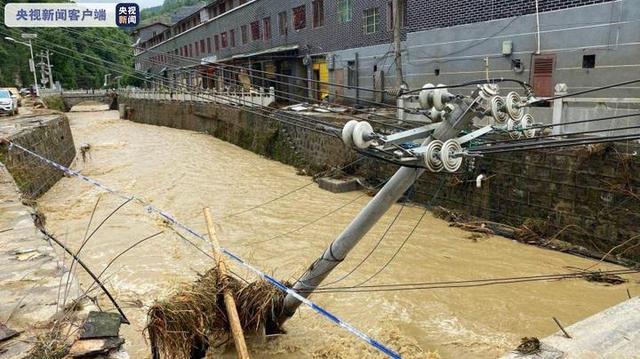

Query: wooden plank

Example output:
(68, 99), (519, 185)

(203, 208), (250, 359)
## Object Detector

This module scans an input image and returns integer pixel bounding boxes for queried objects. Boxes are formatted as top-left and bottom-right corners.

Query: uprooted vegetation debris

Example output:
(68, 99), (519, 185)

(431, 206), (637, 268)
(584, 271), (628, 285)
(146, 267), (288, 359)
(516, 337), (541, 355)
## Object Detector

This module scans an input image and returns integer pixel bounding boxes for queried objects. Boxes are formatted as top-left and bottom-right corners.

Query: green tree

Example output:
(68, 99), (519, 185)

(0, 0), (138, 89)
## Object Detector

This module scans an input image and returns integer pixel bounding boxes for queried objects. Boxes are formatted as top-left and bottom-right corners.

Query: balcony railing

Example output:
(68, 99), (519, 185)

(118, 87), (276, 108)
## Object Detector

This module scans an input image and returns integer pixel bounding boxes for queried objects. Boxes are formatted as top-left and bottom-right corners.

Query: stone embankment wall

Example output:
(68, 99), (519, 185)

(0, 113), (76, 198)
(120, 98), (640, 261)
(120, 98), (356, 173)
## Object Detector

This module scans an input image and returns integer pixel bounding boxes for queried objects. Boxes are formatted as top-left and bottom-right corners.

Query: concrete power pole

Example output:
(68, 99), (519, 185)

(280, 97), (480, 321)
(45, 50), (54, 89)
(393, 0), (404, 88)
(39, 51), (47, 88)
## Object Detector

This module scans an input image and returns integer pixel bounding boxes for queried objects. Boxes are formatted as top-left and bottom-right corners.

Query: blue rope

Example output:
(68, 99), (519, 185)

(7, 141), (401, 359)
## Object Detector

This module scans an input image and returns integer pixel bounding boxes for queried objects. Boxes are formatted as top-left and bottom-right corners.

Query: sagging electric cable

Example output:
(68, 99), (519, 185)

(0, 28), (335, 135)
(3, 140), (402, 359)
(308, 268), (639, 293)
(468, 133), (640, 155)
(528, 78), (640, 105)
(238, 176), (389, 248)
(344, 175), (447, 288)
(481, 112), (640, 145)
(134, 53), (408, 131)
(223, 156), (365, 219)
(59, 27), (417, 119)
(11, 30), (341, 140)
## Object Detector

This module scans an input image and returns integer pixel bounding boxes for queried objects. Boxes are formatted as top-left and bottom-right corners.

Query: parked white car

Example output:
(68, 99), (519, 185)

(0, 89), (18, 116)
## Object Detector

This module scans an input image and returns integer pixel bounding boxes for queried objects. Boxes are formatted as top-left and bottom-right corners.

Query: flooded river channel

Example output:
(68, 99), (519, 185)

(38, 108), (639, 358)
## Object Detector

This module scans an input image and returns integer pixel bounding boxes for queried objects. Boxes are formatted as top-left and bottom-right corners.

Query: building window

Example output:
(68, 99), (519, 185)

(200, 39), (205, 53)
(230, 29), (236, 47)
(207, 37), (211, 53)
(188, 43), (193, 57)
(214, 34), (220, 51)
(278, 11), (288, 36)
(221, 32), (228, 48)
(363, 7), (379, 34)
(293, 5), (306, 30)
(183, 45), (188, 57)
(251, 20), (261, 40)
(583, 54), (596, 69)
(263, 17), (271, 40)
(180, 47), (184, 57)
(241, 24), (248, 44)
(337, 0), (352, 23)
(313, 0), (324, 28)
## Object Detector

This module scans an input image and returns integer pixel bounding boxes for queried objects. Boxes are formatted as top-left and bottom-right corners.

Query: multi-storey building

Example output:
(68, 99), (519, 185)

(132, 0), (640, 102)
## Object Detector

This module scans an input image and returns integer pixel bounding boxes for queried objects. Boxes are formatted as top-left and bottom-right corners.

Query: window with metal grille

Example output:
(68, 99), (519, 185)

(221, 32), (228, 48)
(251, 20), (261, 40)
(200, 39), (205, 53)
(241, 25), (248, 44)
(263, 17), (271, 40)
(278, 11), (288, 35)
(313, 0), (324, 28)
(230, 29), (236, 47)
(337, 0), (352, 23)
(293, 5), (306, 30)
(206, 37), (211, 53)
(214, 34), (219, 51)
(363, 7), (379, 34)
(194, 41), (199, 56)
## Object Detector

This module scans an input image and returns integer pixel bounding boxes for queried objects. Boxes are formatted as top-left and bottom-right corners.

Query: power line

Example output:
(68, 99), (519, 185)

(309, 268), (639, 293)
(7, 28), (342, 140)
(469, 133), (640, 155)
(223, 157), (365, 219)
(347, 175), (447, 288)
(528, 78), (640, 105)
(483, 112), (640, 145)
(5, 140), (402, 358)
(59, 27), (413, 116)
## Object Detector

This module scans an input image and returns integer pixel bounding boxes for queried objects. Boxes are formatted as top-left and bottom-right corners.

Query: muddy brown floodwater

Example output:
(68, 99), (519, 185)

(38, 107), (639, 358)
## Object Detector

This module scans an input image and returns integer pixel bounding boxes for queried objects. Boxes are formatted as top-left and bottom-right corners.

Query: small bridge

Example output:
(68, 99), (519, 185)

(40, 89), (117, 111)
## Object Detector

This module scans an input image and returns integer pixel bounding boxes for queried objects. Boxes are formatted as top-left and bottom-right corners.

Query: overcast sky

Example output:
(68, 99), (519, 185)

(79, 0), (165, 9)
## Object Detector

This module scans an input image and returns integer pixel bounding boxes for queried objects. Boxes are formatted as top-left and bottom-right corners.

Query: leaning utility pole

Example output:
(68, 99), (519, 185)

(393, 0), (404, 88)
(280, 97), (480, 321)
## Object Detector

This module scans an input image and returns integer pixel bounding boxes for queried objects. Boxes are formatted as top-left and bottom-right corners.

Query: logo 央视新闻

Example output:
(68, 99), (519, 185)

(115, 3), (139, 27)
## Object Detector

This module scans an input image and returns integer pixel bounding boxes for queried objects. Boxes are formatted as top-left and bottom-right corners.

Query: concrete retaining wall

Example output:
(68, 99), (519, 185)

(0, 114), (76, 199)
(120, 97), (640, 261)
